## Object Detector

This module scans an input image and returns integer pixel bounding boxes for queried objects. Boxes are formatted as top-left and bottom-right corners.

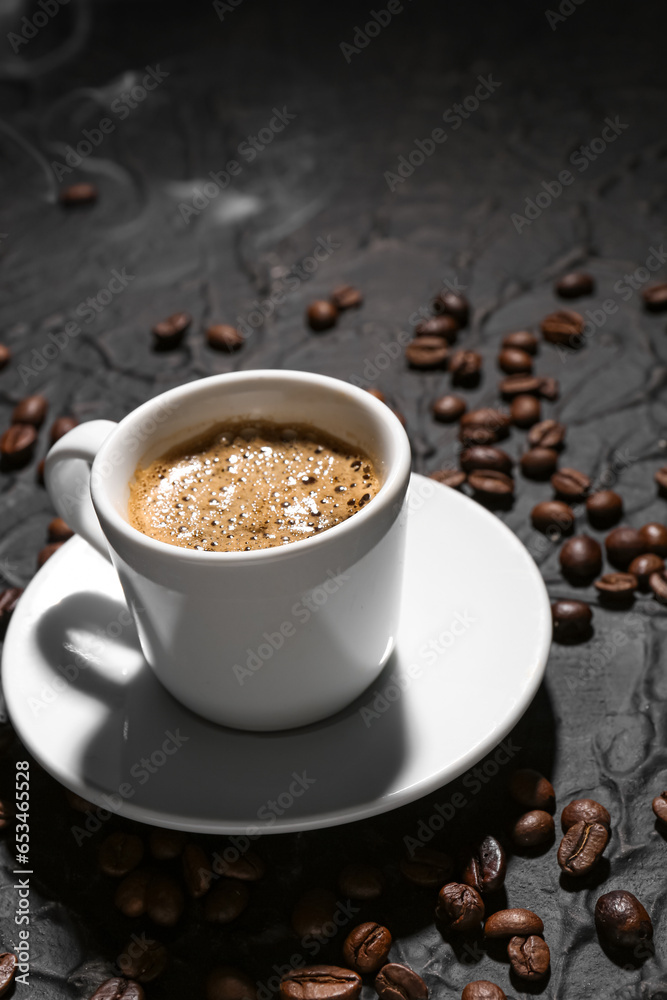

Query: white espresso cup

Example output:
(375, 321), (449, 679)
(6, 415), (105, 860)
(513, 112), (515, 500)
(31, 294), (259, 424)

(45, 370), (411, 731)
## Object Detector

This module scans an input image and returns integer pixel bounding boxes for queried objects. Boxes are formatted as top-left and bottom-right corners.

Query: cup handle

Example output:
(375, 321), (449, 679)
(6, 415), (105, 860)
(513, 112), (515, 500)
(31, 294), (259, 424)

(44, 420), (118, 563)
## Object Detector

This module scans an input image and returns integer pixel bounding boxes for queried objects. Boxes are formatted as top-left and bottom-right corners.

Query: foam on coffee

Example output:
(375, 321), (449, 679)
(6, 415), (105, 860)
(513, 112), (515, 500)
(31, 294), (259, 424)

(128, 420), (380, 552)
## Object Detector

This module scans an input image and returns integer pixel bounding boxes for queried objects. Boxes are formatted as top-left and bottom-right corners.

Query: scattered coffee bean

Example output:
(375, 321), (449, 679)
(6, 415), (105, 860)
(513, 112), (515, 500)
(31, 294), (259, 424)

(331, 285), (362, 310)
(307, 301), (338, 331)
(433, 291), (469, 326)
(429, 469), (467, 489)
(342, 922), (392, 974)
(375, 963), (428, 1000)
(205, 966), (257, 1000)
(148, 828), (186, 860)
(628, 554), (663, 591)
(292, 888), (338, 937)
(501, 330), (538, 355)
(561, 799), (610, 832)
(0, 799), (15, 830)
(541, 309), (585, 347)
(642, 283), (667, 312)
(206, 324), (244, 351)
(60, 182), (98, 205)
(0, 588), (23, 637)
(449, 349), (482, 386)
(468, 469), (514, 499)
(415, 315), (459, 342)
(528, 419), (566, 450)
(337, 863), (384, 900)
(459, 408), (510, 444)
(555, 272), (595, 298)
(405, 337), (449, 370)
(89, 977), (145, 1000)
(586, 490), (623, 529)
(460, 446), (513, 475)
(0, 345), (11, 369)
(366, 388), (387, 403)
(649, 569), (667, 604)
(558, 819), (609, 876)
(432, 394), (467, 423)
(118, 939), (167, 983)
(38, 542), (62, 567)
(152, 312), (191, 350)
(509, 769), (555, 812)
(436, 883), (485, 933)
(655, 467), (667, 495)
(595, 890), (653, 949)
(652, 791), (667, 824)
(114, 869), (151, 918)
(182, 842), (212, 897)
(48, 517), (73, 542)
(145, 871), (185, 926)
(531, 500), (574, 536)
(36, 459), (45, 485)
(595, 572), (637, 605)
(499, 374), (542, 398)
(551, 600), (593, 644)
(64, 788), (96, 812)
(212, 849), (264, 881)
(281, 967), (361, 1000)
(498, 347), (533, 375)
(551, 467), (591, 501)
(400, 847), (452, 887)
(12, 394), (48, 427)
(461, 982), (506, 1000)
(521, 448), (558, 480)
(605, 526), (644, 570)
(98, 831), (144, 877)
(510, 394), (541, 428)
(50, 416), (78, 443)
(1, 424), (37, 468)
(559, 534), (602, 582)
(461, 835), (506, 894)
(484, 908), (544, 938)
(507, 935), (550, 980)
(204, 879), (250, 923)
(639, 522), (667, 556)
(539, 376), (560, 401)
(512, 810), (555, 848)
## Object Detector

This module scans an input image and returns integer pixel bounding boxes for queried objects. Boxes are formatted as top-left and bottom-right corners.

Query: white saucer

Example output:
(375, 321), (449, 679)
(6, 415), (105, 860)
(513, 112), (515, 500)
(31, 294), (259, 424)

(2, 474), (551, 834)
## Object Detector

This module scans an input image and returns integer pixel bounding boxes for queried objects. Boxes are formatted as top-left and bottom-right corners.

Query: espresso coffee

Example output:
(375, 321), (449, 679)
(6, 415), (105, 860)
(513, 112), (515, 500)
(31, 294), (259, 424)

(128, 421), (379, 553)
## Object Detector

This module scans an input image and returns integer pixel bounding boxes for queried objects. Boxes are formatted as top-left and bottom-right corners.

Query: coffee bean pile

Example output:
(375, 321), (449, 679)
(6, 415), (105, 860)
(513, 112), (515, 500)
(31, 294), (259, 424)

(0, 391), (77, 480)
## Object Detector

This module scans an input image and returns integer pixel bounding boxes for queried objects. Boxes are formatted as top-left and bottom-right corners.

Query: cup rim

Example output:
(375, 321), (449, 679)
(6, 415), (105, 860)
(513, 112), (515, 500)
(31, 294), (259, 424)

(91, 370), (412, 564)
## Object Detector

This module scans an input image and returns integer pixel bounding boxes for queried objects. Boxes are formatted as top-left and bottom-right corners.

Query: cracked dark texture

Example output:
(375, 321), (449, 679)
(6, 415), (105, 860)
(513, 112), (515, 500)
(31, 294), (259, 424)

(0, 1), (667, 997)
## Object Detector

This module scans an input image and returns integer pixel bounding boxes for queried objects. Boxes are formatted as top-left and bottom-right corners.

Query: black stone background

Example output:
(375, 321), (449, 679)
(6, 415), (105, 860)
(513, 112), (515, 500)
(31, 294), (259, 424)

(1, 0), (667, 997)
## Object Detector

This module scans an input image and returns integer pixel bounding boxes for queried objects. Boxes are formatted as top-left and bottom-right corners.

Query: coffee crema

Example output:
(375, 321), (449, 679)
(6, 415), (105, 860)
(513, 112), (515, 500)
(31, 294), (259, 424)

(128, 421), (380, 552)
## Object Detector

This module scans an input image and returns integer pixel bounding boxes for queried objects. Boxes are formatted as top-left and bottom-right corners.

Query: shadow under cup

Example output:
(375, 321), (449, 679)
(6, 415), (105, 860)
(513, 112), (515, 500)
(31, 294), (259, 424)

(91, 371), (412, 731)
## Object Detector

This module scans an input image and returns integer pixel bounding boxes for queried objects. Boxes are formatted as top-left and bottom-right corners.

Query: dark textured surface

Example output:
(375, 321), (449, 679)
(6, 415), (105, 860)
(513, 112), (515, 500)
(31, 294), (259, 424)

(1, 1), (667, 997)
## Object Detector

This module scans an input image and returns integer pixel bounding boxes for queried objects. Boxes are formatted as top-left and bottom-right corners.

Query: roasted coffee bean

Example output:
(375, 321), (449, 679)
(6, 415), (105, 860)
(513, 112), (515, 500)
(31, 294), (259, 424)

(539, 375), (560, 401)
(400, 847), (452, 886)
(89, 978), (145, 1000)
(558, 819), (609, 876)
(605, 526), (644, 570)
(555, 272), (595, 299)
(595, 572), (637, 605)
(510, 394), (541, 428)
(281, 967), (361, 1000)
(205, 966), (257, 1000)
(460, 446), (513, 475)
(521, 448), (558, 480)
(649, 569), (667, 604)
(375, 963), (427, 1000)
(118, 939), (167, 983)
(292, 888), (338, 937)
(331, 285), (362, 310)
(551, 600), (592, 643)
(628, 554), (663, 590)
(461, 835), (506, 894)
(595, 891), (653, 949)
(182, 842), (212, 897)
(586, 490), (623, 529)
(206, 324), (244, 351)
(213, 849), (264, 880)
(307, 301), (337, 331)
(432, 394), (467, 423)
(559, 534), (602, 581)
(450, 349), (482, 386)
(459, 408), (510, 444)
(461, 982), (506, 1000)
(146, 871), (185, 926)
(561, 798), (610, 832)
(98, 831), (144, 877)
(64, 788), (96, 812)
(12, 393), (48, 427)
(639, 522), (667, 556)
(468, 470), (514, 499)
(501, 330), (538, 355)
(204, 879), (250, 923)
(484, 908), (543, 938)
(541, 309), (585, 346)
(36, 458), (45, 484)
(38, 542), (62, 567)
(429, 468), (467, 489)
(654, 467), (667, 496)
(50, 416), (78, 443)
(415, 315), (459, 342)
(512, 810), (555, 848)
(0, 345), (11, 370)
(391, 407), (406, 427)
(498, 347), (533, 375)
(528, 419), (566, 450)
(436, 882), (484, 933)
(1, 423), (37, 468)
(48, 516), (73, 542)
(509, 769), (555, 811)
(652, 791), (667, 824)
(114, 869), (151, 918)
(433, 291), (469, 326)
(60, 182), (98, 205)
(152, 312), (191, 349)
(507, 935), (550, 980)
(342, 922), (392, 974)
(405, 337), (449, 370)
(0, 588), (23, 637)
(551, 467), (591, 501)
(642, 283), (667, 312)
(148, 828), (186, 860)
(366, 387), (387, 403)
(0, 799), (15, 830)
(338, 863), (384, 900)
(531, 500), (574, 536)
(499, 374), (542, 398)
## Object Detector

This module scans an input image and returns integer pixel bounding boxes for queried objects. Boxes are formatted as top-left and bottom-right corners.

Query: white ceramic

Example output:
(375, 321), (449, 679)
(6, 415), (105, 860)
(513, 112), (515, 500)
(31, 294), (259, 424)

(2, 475), (551, 834)
(44, 371), (411, 731)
